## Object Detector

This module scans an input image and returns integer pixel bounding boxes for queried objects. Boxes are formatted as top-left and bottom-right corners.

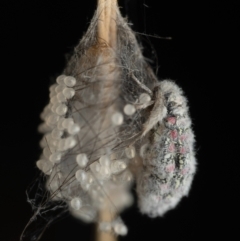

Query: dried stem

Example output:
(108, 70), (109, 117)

(97, 0), (118, 48)
(96, 207), (116, 241)
(96, 1), (118, 241)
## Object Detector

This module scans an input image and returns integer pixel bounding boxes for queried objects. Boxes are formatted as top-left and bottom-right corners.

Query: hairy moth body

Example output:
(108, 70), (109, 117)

(137, 80), (196, 217)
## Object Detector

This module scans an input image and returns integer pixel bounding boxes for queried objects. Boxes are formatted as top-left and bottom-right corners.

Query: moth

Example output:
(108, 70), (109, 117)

(134, 79), (196, 217)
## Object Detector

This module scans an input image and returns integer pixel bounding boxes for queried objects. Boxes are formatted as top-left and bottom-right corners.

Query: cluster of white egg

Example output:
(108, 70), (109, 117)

(36, 74), (153, 235)
(37, 75), (78, 174)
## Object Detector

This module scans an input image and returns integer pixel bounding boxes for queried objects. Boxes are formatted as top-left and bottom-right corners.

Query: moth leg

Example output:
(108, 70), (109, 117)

(134, 101), (154, 110)
(129, 74), (168, 137)
(141, 85), (167, 136)
(127, 75), (167, 140)
(128, 74), (154, 110)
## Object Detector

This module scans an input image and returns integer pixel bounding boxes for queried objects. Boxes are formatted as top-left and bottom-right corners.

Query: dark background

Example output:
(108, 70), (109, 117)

(1, 0), (239, 240)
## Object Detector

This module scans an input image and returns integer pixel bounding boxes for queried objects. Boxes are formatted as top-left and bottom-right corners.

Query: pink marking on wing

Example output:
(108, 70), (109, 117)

(180, 147), (188, 154)
(167, 117), (176, 125)
(165, 164), (175, 172)
(181, 168), (190, 175)
(168, 143), (176, 152)
(170, 130), (178, 139)
(180, 134), (188, 141)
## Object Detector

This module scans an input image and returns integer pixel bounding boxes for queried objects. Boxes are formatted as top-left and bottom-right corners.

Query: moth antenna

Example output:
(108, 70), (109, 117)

(131, 73), (153, 96)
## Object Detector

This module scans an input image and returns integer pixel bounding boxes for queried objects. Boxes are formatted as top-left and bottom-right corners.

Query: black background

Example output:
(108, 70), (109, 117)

(1, 0), (239, 240)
